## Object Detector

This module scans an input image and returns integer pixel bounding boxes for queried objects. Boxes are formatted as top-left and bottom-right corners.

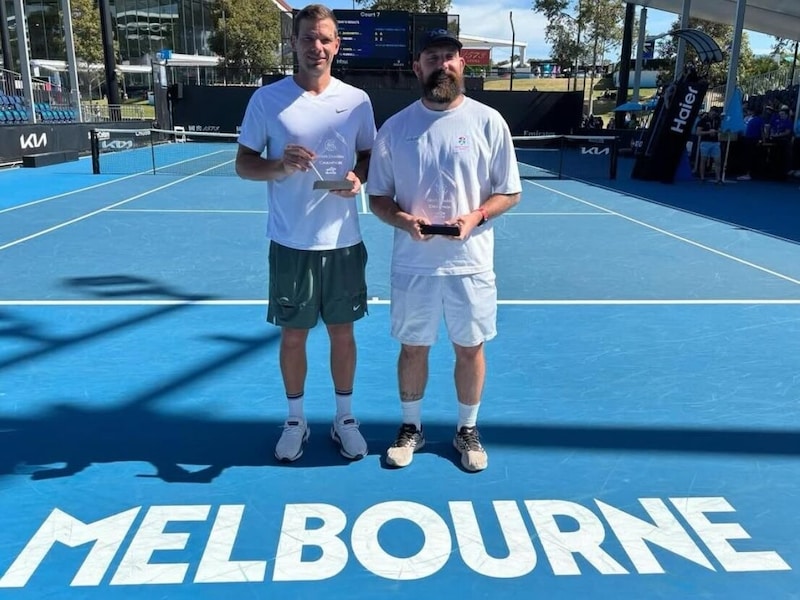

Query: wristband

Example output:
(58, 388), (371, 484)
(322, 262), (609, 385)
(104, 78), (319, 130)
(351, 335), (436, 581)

(475, 206), (489, 226)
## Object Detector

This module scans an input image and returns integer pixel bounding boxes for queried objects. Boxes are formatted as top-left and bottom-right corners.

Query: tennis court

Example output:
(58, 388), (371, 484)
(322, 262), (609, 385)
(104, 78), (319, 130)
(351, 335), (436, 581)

(1, 140), (799, 599)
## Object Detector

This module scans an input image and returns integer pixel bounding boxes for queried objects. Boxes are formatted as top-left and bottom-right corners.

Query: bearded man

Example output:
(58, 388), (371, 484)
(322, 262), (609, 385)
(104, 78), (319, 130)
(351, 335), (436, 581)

(367, 29), (522, 472)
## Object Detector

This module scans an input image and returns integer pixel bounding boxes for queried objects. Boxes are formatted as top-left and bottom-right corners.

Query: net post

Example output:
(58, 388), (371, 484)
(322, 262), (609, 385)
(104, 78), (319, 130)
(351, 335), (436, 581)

(558, 135), (565, 180)
(90, 129), (100, 174)
(150, 129), (157, 175)
(610, 136), (619, 180)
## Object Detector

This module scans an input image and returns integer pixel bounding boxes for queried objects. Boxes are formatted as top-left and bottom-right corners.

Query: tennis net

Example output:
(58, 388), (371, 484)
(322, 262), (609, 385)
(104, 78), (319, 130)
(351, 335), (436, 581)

(90, 128), (619, 181)
(513, 134), (619, 180)
(90, 128), (239, 176)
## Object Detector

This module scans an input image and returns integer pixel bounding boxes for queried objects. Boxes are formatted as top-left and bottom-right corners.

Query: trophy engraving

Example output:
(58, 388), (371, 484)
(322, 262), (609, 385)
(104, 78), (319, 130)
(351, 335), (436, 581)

(312, 130), (352, 191)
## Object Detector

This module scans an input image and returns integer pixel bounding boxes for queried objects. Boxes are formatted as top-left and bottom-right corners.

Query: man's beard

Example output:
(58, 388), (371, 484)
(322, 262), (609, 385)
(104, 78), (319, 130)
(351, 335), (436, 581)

(421, 69), (461, 103)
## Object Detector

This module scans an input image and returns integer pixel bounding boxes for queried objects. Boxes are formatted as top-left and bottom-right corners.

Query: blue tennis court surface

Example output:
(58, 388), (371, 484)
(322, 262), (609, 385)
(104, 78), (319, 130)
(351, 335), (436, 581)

(1, 155), (799, 599)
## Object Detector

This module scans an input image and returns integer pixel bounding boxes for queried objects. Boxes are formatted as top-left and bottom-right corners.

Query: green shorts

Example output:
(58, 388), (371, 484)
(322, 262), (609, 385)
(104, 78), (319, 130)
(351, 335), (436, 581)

(267, 241), (368, 329)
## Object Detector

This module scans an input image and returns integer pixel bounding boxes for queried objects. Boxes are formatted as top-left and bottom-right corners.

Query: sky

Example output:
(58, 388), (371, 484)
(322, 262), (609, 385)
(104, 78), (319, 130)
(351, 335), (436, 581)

(326, 0), (779, 64)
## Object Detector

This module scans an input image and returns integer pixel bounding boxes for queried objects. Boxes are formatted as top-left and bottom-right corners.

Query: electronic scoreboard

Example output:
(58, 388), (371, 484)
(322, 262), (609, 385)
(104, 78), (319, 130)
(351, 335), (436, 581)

(333, 10), (411, 69)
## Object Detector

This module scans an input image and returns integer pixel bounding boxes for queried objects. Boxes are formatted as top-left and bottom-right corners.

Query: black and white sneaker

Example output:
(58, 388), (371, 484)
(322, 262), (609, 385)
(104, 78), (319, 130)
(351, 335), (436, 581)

(386, 423), (425, 468)
(453, 426), (488, 472)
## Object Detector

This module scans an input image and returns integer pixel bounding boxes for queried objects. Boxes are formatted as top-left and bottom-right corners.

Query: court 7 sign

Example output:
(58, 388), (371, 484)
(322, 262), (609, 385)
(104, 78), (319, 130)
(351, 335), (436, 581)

(461, 49), (491, 66)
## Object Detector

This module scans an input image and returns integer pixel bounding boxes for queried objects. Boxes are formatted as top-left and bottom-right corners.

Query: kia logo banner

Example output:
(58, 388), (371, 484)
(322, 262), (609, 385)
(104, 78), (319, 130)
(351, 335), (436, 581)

(19, 133), (48, 150)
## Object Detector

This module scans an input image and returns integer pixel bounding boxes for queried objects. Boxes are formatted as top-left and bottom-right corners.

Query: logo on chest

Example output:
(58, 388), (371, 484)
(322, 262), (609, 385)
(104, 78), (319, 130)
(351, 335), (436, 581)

(454, 135), (470, 153)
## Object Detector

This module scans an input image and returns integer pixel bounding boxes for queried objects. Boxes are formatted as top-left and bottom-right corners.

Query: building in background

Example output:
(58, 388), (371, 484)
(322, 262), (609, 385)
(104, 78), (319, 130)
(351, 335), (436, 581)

(0, 0), (291, 97)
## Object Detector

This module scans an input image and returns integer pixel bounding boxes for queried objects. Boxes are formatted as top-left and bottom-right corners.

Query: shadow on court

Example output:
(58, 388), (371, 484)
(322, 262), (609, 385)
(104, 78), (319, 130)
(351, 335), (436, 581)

(608, 162), (800, 244)
(0, 275), (216, 372)
(3, 276), (799, 484)
(2, 412), (799, 483)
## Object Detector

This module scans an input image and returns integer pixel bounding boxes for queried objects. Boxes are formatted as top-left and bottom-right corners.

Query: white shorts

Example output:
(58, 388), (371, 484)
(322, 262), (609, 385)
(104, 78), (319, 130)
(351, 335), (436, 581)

(390, 271), (497, 347)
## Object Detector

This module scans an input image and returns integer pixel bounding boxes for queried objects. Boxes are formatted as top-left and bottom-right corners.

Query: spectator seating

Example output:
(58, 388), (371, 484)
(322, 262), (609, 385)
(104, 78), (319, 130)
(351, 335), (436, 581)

(746, 84), (799, 115)
(0, 92), (77, 124)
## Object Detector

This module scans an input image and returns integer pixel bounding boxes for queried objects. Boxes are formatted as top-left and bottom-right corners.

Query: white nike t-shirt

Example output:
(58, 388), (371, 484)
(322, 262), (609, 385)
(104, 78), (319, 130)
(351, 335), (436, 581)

(238, 76), (376, 250)
(368, 96), (522, 275)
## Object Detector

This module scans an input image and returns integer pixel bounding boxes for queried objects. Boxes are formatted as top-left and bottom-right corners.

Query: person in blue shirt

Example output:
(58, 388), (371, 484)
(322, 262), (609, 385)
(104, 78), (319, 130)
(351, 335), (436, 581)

(736, 106), (764, 181)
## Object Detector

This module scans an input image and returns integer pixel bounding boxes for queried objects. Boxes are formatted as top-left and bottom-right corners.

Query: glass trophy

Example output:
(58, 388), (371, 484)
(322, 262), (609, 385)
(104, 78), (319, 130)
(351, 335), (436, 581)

(422, 172), (456, 223)
(311, 130), (352, 191)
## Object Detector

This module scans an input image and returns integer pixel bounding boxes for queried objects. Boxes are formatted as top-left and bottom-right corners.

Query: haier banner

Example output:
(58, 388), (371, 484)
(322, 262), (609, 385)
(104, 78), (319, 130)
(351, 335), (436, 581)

(632, 78), (708, 183)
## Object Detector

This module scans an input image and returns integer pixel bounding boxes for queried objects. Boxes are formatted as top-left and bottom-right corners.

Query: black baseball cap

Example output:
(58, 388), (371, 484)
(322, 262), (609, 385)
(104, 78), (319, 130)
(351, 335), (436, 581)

(419, 29), (462, 54)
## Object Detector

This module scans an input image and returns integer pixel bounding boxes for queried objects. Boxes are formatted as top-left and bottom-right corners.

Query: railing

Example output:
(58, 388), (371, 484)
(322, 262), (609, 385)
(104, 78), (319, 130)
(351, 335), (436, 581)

(706, 64), (799, 109)
(80, 102), (151, 122)
(1, 67), (73, 106)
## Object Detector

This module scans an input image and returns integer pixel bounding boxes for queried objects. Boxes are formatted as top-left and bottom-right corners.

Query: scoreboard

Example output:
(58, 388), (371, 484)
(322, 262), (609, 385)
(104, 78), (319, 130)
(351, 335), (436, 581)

(333, 10), (411, 69)
(285, 10), (451, 71)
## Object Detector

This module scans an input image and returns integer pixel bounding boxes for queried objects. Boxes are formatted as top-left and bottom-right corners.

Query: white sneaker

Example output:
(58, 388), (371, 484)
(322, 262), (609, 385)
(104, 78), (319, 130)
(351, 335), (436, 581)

(275, 418), (309, 462)
(736, 174), (751, 181)
(330, 415), (368, 460)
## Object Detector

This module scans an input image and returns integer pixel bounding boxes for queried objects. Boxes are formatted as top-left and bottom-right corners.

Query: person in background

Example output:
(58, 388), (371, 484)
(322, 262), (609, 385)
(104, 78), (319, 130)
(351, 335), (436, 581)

(736, 105), (764, 181)
(695, 106), (722, 183)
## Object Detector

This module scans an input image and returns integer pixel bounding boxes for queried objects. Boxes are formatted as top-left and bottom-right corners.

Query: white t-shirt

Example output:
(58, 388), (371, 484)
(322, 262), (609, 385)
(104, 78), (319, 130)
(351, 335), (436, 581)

(368, 96), (521, 275)
(238, 77), (376, 250)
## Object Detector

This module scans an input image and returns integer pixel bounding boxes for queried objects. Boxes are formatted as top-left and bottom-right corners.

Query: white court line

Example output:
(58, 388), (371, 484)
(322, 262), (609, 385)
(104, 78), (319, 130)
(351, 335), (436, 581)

(526, 180), (800, 287)
(109, 208), (267, 214)
(3, 299), (800, 307)
(108, 208), (605, 216)
(1, 148), (239, 216)
(509, 212), (612, 216)
(0, 172), (148, 214)
(0, 160), (235, 251)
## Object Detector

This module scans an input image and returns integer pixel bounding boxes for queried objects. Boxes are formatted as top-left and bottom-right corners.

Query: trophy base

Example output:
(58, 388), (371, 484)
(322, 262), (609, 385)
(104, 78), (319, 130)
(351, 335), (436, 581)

(313, 180), (353, 191)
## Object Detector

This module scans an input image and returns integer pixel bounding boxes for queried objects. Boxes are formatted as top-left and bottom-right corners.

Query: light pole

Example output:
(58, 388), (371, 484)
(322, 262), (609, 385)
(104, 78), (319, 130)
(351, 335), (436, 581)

(572, 0), (582, 95)
(509, 11), (515, 91)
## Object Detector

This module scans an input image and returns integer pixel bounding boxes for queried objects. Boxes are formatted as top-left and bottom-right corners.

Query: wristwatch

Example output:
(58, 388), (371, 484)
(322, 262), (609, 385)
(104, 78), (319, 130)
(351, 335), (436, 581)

(475, 206), (489, 226)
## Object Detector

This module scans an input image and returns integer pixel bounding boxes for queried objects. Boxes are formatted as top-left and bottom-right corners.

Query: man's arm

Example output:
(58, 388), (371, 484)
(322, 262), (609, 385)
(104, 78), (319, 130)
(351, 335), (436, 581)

(352, 149), (371, 184)
(454, 192), (521, 237)
(369, 195), (418, 233)
(235, 144), (315, 181)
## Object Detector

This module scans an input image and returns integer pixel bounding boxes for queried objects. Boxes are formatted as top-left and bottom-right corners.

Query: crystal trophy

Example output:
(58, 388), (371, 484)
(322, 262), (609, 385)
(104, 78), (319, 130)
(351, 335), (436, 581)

(311, 130), (352, 191)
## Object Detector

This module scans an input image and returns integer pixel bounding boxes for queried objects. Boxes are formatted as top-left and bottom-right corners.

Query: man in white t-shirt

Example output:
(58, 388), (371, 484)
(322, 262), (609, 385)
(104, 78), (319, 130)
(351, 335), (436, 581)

(235, 4), (376, 463)
(368, 29), (522, 472)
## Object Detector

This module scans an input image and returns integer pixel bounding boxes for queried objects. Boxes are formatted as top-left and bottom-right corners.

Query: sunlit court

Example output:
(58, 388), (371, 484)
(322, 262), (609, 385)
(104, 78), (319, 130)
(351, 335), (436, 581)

(1, 139), (799, 599)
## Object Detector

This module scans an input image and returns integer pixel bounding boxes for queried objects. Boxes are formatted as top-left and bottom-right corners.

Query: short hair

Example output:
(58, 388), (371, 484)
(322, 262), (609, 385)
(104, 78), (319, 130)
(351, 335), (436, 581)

(293, 4), (338, 37)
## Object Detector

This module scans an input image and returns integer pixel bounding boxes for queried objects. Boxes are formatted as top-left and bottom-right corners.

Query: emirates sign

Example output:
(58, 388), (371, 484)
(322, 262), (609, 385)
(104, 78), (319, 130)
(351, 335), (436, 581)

(461, 48), (491, 66)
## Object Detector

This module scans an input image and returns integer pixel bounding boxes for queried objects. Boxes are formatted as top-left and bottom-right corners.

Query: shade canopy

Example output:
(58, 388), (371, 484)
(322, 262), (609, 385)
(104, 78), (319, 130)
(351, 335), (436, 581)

(629, 0), (800, 42)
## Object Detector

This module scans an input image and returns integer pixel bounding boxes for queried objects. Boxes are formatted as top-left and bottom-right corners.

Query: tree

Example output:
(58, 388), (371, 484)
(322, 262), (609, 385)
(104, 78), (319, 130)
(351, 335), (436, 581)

(531, 0), (623, 87)
(70, 0), (112, 100)
(355, 0), (451, 11)
(209, 0), (282, 83)
(578, 0), (624, 113)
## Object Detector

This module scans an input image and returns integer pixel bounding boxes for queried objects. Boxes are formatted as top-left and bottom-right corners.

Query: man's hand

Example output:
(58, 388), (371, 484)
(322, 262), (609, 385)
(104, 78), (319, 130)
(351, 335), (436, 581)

(330, 171), (362, 197)
(281, 144), (316, 175)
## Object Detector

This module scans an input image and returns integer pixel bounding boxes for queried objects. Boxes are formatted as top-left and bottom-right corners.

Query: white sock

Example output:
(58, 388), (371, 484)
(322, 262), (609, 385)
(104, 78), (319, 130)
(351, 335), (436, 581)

(457, 402), (480, 429)
(287, 394), (304, 421)
(335, 389), (353, 420)
(401, 399), (422, 430)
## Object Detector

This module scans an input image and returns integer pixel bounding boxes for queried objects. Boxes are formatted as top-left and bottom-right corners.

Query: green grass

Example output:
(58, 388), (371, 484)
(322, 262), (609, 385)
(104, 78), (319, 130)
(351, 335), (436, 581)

(482, 76), (657, 125)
